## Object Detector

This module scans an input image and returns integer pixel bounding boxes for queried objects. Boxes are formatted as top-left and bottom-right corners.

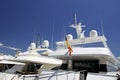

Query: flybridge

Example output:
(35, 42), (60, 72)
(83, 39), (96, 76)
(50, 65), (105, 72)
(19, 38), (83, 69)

(56, 36), (108, 47)
(56, 14), (108, 48)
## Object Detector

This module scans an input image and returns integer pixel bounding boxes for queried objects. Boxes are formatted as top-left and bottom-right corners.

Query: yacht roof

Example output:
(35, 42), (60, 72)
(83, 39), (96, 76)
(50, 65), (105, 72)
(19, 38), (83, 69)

(0, 60), (25, 65)
(49, 47), (118, 64)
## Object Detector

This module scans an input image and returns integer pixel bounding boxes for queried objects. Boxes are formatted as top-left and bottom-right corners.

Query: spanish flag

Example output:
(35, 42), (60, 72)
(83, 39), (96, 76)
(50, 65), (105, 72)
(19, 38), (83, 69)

(65, 37), (73, 56)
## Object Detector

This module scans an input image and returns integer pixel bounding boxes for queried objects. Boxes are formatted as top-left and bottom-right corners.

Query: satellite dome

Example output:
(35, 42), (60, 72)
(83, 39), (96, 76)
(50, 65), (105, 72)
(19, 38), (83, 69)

(29, 42), (36, 50)
(67, 34), (73, 40)
(90, 30), (98, 37)
(42, 40), (49, 48)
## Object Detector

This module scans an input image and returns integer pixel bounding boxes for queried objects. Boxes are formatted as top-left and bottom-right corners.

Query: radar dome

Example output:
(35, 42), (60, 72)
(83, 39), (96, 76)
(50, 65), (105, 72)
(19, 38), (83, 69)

(67, 34), (73, 40)
(42, 40), (49, 48)
(29, 42), (36, 50)
(90, 30), (98, 37)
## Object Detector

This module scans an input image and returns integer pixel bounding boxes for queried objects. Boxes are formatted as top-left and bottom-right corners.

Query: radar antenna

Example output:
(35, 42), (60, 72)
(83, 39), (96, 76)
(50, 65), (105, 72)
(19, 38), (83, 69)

(70, 13), (86, 38)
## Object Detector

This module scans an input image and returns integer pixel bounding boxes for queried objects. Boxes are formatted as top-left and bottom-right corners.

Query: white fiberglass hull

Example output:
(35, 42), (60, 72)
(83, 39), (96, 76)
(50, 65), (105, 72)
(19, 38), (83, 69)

(0, 71), (118, 80)
(86, 73), (117, 80)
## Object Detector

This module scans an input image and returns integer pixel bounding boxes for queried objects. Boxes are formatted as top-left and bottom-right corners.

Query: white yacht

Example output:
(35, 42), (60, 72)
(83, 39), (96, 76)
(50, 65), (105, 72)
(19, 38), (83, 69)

(0, 41), (63, 80)
(47, 15), (120, 80)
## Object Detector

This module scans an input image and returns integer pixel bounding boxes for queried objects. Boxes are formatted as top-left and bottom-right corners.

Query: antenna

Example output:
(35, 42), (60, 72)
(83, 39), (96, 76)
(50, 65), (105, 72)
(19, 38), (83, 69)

(33, 27), (36, 43)
(51, 23), (54, 49)
(74, 13), (77, 25)
(100, 17), (108, 48)
(41, 32), (44, 46)
(70, 13), (85, 38)
(62, 24), (66, 41)
(100, 16), (104, 36)
(36, 33), (40, 48)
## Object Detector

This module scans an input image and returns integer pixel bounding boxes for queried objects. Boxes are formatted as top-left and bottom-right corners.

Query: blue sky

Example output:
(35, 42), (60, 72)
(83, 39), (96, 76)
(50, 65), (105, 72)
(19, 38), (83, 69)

(0, 0), (120, 57)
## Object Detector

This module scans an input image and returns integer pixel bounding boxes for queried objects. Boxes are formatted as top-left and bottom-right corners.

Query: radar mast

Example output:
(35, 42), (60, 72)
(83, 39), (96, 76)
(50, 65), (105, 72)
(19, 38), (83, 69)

(70, 14), (86, 38)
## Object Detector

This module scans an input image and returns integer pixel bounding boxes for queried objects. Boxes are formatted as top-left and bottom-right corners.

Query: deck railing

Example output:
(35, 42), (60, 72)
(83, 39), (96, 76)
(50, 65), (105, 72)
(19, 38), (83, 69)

(21, 70), (79, 80)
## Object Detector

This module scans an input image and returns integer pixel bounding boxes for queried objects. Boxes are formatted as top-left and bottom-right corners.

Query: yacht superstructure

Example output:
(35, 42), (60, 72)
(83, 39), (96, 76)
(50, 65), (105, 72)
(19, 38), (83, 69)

(48, 14), (119, 79)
